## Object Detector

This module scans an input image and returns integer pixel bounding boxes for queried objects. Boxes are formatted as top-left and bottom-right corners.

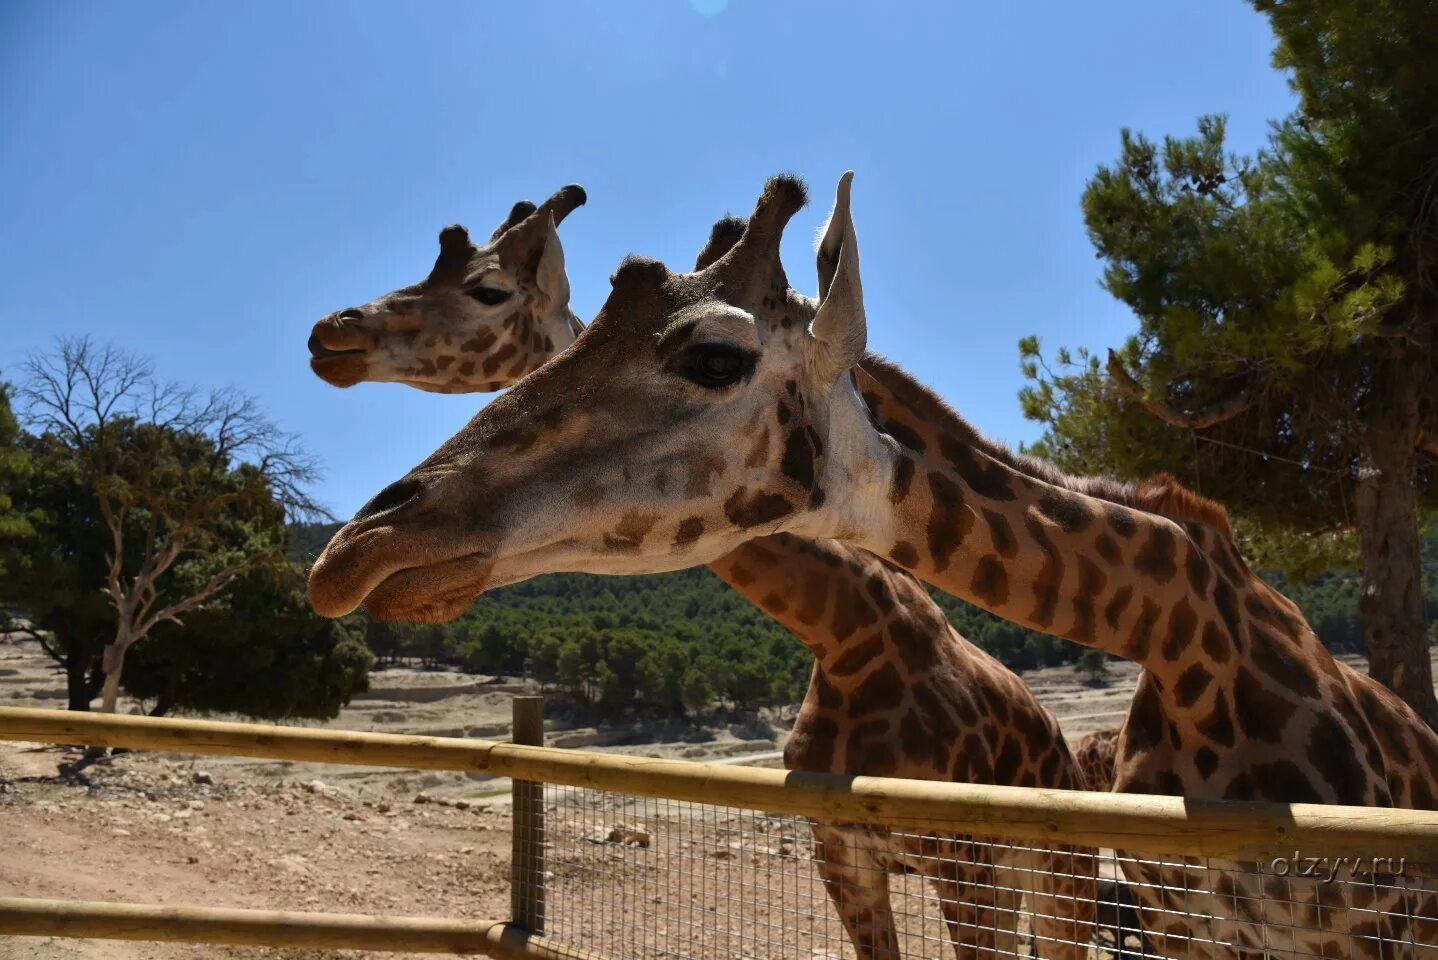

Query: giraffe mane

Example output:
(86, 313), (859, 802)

(1132, 472), (1233, 538)
(858, 354), (1234, 538)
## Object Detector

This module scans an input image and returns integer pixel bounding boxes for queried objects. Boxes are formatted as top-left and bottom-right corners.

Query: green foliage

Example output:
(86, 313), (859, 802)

(1015, 1), (1438, 725)
(682, 668), (716, 715)
(1020, 111), (1377, 545)
(1076, 649), (1109, 685)
(347, 564), (823, 718)
(1020, 1), (1438, 603)
(4, 359), (363, 719)
(289, 521), (343, 565)
(0, 383), (34, 582)
(1, 434), (117, 709)
(123, 563), (372, 720)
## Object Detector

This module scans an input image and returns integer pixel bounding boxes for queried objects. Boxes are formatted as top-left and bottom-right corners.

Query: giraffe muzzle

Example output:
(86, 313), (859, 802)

(307, 519), (497, 621)
(359, 551), (494, 622)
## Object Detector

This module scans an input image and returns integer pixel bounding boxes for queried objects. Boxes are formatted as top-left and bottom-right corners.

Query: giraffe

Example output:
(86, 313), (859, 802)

(308, 198), (1101, 959)
(306, 184), (586, 394)
(1072, 728), (1119, 794)
(1070, 728), (1159, 958)
(309, 171), (1438, 958)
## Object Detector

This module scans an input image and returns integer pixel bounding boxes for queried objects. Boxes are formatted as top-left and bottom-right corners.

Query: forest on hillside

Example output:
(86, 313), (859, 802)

(293, 521), (1438, 717)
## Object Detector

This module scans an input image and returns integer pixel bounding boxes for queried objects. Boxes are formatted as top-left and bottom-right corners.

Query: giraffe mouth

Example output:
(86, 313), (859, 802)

(308, 338), (370, 387)
(356, 552), (494, 622)
(308, 336), (367, 360)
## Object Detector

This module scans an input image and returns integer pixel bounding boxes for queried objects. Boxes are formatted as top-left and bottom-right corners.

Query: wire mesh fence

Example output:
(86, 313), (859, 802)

(530, 783), (1438, 960)
(4, 705), (1438, 960)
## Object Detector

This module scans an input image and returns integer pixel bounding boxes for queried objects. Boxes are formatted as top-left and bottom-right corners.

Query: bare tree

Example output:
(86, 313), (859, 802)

(18, 336), (328, 713)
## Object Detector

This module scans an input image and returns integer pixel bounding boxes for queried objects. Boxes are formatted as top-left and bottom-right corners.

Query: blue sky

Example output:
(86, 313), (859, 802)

(0, 1), (1296, 519)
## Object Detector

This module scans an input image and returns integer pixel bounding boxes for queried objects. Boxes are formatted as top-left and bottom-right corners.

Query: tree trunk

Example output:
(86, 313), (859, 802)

(98, 637), (131, 714)
(65, 651), (93, 712)
(1356, 364), (1437, 731)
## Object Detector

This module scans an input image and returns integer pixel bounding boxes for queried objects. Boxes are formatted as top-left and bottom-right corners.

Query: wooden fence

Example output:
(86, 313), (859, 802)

(3, 703), (1438, 955)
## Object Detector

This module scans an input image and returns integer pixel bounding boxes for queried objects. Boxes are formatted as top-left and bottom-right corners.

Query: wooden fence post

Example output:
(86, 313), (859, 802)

(509, 696), (546, 934)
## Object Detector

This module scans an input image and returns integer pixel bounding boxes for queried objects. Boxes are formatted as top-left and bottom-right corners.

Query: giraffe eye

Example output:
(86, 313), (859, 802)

(467, 286), (513, 306)
(679, 343), (754, 390)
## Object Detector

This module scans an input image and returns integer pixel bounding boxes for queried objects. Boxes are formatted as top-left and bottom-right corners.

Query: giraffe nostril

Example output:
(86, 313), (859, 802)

(338, 308), (364, 322)
(355, 477), (423, 521)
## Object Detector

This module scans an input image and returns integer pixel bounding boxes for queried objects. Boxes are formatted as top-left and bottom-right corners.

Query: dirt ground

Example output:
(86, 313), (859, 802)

(4, 632), (1409, 959)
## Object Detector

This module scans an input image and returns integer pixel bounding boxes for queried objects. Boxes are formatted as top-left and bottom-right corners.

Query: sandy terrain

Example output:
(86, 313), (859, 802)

(7, 632), (1406, 959)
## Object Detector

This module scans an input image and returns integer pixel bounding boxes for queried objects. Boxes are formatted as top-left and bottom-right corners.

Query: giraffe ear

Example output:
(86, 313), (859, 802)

(534, 214), (569, 308)
(495, 208), (569, 307)
(810, 172), (865, 380)
(815, 180), (845, 300)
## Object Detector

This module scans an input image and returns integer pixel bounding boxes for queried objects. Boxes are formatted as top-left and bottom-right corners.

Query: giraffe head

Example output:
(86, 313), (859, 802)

(307, 185), (586, 393)
(309, 172), (884, 620)
(310, 199), (752, 396)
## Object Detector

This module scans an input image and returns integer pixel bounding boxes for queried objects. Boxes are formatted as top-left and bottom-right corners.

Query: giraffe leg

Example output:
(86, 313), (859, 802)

(1034, 843), (1098, 960)
(927, 849), (1018, 960)
(993, 842), (1096, 960)
(811, 823), (901, 960)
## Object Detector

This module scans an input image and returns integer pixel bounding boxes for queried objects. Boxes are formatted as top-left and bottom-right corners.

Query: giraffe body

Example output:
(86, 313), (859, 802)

(720, 535), (1096, 959)
(310, 173), (1438, 957)
(1072, 728), (1119, 793)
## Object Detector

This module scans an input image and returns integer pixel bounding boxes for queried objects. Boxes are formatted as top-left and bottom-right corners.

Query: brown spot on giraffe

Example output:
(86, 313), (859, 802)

(572, 477), (605, 508)
(887, 541), (918, 568)
(1102, 585), (1133, 631)
(1195, 688), (1237, 748)
(924, 471), (968, 571)
(1161, 598), (1198, 661)
(684, 455), (724, 498)
(888, 454), (914, 504)
(1133, 525), (1178, 582)
(982, 508), (1017, 557)
(673, 516), (704, 547)
(723, 488), (794, 529)
(1173, 661), (1214, 708)
(1124, 598), (1161, 661)
(601, 511), (658, 553)
(969, 555), (1008, 607)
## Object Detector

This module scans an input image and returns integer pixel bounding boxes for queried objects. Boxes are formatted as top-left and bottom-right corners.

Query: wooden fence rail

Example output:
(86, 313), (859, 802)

(3, 705), (1438, 869)
(0, 898), (605, 958)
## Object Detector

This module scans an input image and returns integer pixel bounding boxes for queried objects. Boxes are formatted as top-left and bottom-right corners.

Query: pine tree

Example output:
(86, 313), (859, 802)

(1022, 0), (1438, 725)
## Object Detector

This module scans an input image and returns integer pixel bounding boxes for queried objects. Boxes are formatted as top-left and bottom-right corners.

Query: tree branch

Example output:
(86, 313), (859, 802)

(132, 555), (270, 640)
(1106, 349), (1257, 430)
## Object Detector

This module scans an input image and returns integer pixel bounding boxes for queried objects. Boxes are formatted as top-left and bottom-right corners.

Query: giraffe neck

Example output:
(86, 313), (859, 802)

(706, 534), (952, 693)
(831, 360), (1424, 808)
(842, 355), (1260, 684)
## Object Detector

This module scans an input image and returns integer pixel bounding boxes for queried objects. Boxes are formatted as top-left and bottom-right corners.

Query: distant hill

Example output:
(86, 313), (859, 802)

(285, 520), (1434, 714)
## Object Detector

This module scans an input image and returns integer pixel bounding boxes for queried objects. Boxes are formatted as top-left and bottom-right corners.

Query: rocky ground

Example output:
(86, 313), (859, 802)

(1, 743), (514, 960)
